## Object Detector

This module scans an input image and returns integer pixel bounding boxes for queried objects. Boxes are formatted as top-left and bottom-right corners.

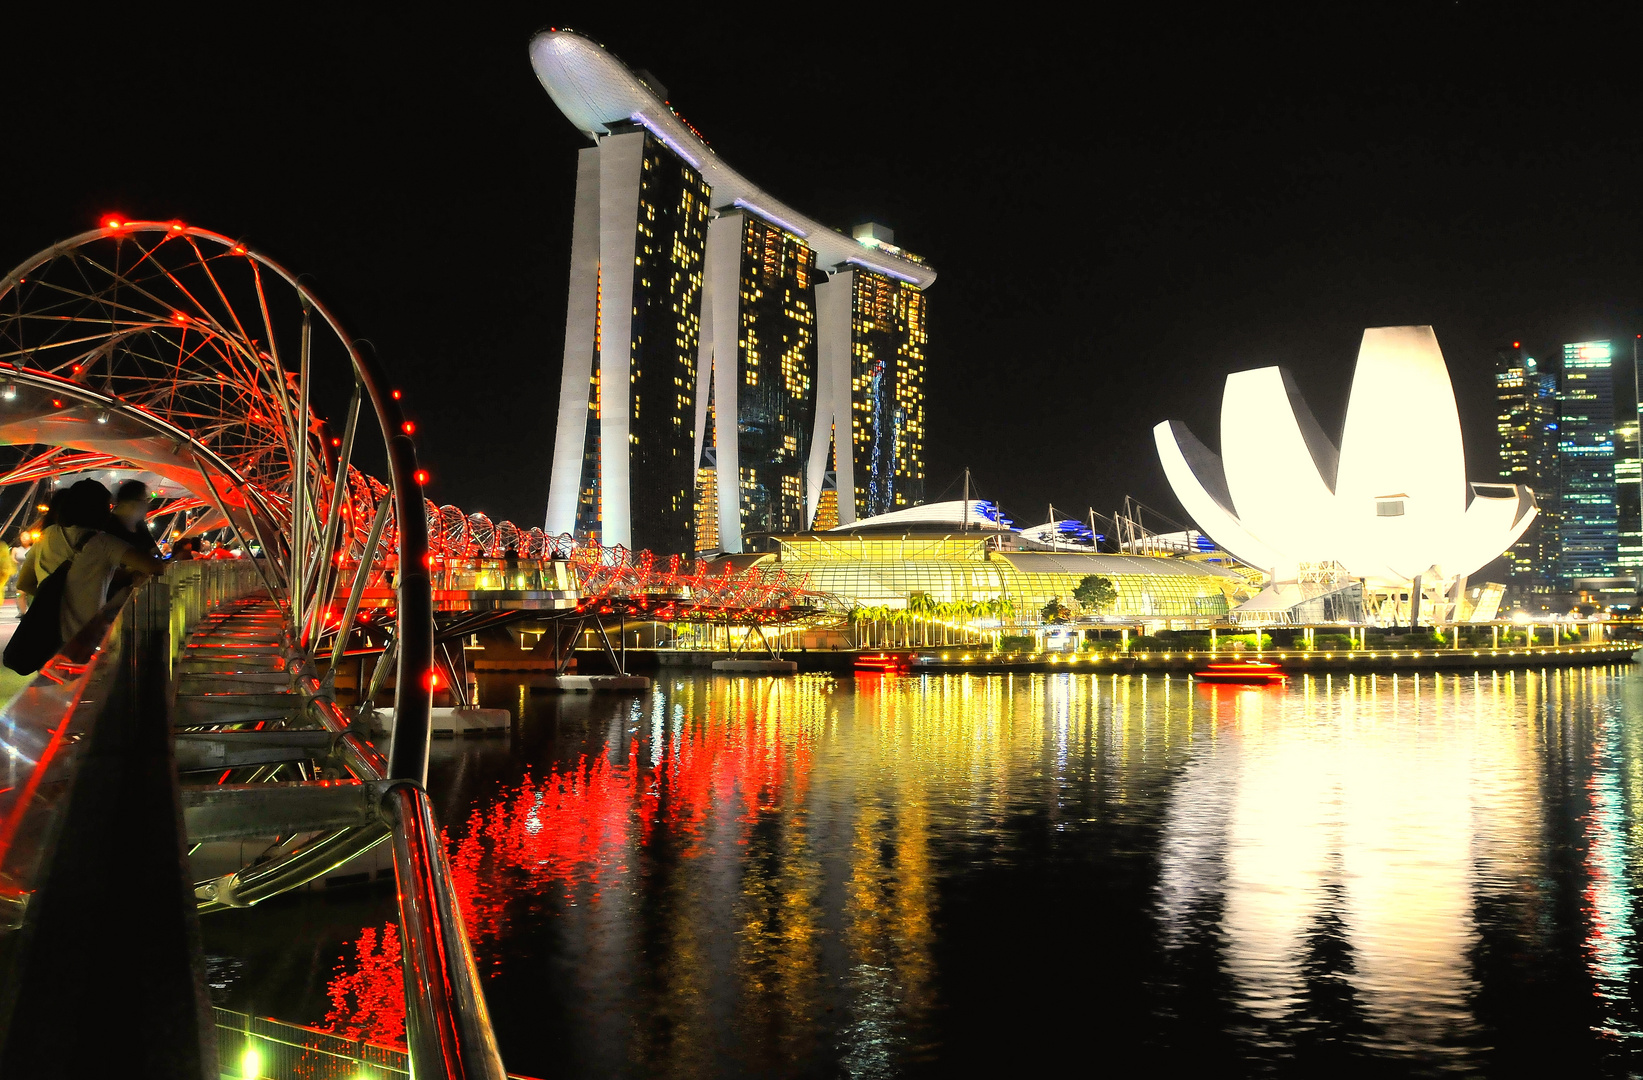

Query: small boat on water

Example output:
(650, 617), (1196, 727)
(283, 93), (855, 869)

(1192, 660), (1286, 685)
(855, 652), (914, 673)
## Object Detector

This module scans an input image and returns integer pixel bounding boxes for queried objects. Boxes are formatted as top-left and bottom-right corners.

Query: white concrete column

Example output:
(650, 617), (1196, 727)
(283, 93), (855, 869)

(703, 211), (744, 552)
(593, 131), (646, 551)
(810, 270), (856, 526)
(544, 147), (601, 537)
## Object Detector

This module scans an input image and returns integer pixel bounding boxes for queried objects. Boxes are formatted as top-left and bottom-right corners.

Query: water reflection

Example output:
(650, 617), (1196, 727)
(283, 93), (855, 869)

(278, 667), (1643, 1075)
(1162, 674), (1542, 1065)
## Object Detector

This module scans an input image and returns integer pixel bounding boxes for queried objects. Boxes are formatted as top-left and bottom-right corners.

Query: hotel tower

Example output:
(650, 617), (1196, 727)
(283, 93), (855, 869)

(531, 29), (936, 554)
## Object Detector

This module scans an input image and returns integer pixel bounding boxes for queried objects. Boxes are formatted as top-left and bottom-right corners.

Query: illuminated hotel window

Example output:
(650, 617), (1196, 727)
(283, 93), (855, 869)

(730, 213), (817, 539)
(588, 133), (709, 555)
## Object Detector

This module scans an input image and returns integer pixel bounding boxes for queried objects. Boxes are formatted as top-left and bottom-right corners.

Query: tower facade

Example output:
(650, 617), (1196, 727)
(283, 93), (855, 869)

(807, 261), (928, 526)
(695, 211), (818, 549)
(1495, 343), (1558, 595)
(848, 262), (927, 519)
(544, 128), (710, 553)
(1556, 340), (1618, 584)
(533, 30), (936, 555)
(1614, 339), (1642, 577)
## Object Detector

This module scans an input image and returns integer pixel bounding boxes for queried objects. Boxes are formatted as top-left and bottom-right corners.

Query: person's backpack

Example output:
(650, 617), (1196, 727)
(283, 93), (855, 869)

(4, 529), (91, 676)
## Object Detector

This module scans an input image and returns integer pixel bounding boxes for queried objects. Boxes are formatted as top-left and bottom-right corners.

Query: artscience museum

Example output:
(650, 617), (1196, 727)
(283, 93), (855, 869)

(1154, 326), (1537, 624)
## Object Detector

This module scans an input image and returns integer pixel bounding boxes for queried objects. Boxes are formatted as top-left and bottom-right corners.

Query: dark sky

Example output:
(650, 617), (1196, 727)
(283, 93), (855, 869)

(4, 7), (1640, 533)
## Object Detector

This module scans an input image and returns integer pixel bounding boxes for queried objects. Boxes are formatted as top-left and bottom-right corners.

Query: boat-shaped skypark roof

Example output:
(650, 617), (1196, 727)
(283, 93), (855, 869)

(528, 29), (937, 289)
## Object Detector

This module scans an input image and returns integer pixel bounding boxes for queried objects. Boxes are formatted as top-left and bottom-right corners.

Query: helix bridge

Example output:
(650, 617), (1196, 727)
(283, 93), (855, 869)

(0, 221), (833, 1079)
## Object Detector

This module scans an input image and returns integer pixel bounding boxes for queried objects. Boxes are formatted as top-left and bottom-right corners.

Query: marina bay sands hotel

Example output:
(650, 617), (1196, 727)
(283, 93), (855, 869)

(531, 29), (935, 554)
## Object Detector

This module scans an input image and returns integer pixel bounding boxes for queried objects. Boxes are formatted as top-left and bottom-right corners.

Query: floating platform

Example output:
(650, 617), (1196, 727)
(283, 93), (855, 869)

(373, 706), (511, 736)
(542, 674), (652, 692)
(711, 659), (799, 674)
(473, 657), (564, 671)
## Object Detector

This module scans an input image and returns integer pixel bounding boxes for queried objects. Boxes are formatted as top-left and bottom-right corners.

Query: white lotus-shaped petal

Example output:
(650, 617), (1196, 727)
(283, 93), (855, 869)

(1153, 326), (1536, 587)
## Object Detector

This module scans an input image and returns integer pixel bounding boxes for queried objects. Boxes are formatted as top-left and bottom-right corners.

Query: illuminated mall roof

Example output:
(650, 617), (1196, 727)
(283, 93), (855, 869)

(825, 500), (1013, 534)
(528, 29), (937, 289)
(994, 552), (1247, 580)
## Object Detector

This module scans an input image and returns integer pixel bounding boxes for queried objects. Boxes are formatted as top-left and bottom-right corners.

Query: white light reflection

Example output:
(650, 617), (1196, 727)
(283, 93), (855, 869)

(1159, 671), (1545, 1052)
(1583, 696), (1637, 1036)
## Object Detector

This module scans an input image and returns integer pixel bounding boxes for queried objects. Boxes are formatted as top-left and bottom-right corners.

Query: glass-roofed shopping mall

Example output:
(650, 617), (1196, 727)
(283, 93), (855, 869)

(751, 501), (1256, 629)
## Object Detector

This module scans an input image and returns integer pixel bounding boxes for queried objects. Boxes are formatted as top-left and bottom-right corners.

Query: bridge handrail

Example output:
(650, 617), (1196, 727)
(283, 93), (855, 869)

(0, 562), (271, 1073)
(0, 563), (505, 1077)
(0, 583), (135, 930)
(0, 560), (264, 928)
(383, 782), (505, 1075)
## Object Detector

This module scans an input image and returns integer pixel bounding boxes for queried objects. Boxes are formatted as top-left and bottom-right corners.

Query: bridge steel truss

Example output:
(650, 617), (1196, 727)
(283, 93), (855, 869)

(0, 224), (503, 1078)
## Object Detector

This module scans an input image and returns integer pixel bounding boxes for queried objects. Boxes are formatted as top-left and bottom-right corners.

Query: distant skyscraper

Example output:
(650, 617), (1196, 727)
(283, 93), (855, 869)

(532, 30), (936, 554)
(1557, 340), (1618, 583)
(1615, 338), (1642, 576)
(1496, 343), (1559, 593)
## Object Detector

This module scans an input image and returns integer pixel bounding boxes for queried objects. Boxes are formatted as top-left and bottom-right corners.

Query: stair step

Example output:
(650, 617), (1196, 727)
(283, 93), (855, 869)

(175, 692), (308, 726)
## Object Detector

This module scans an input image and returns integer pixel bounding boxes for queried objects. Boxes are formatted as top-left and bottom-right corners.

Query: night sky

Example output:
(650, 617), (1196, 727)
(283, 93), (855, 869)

(4, 8), (1639, 535)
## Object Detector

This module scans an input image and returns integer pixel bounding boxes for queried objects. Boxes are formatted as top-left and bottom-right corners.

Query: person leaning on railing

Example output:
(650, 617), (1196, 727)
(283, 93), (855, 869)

(14, 490), (70, 615)
(0, 540), (14, 602)
(7, 533), (27, 601)
(16, 479), (167, 644)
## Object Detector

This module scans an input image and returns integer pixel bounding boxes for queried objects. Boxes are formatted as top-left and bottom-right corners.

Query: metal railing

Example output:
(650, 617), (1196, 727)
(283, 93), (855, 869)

(0, 566), (236, 1075)
(0, 561), (508, 1078)
(0, 578), (141, 932)
(216, 1009), (541, 1080)
(166, 559), (267, 642)
(218, 1009), (412, 1079)
(0, 561), (262, 925)
(433, 558), (577, 593)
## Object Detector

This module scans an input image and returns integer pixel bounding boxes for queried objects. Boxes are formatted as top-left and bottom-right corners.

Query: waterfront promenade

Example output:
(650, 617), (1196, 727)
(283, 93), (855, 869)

(903, 640), (1636, 674)
(620, 640), (1638, 675)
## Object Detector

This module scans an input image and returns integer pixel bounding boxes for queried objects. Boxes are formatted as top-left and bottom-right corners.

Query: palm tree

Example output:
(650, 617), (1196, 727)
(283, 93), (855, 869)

(907, 592), (936, 646)
(965, 599), (985, 643)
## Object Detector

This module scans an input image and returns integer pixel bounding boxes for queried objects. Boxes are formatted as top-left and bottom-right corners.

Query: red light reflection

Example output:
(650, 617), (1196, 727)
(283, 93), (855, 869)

(320, 922), (406, 1045)
(322, 700), (817, 1046)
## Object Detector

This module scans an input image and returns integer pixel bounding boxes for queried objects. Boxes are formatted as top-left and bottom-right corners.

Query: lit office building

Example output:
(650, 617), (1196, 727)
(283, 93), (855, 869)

(698, 211), (818, 544)
(812, 244), (928, 522)
(532, 30), (936, 554)
(693, 390), (721, 554)
(1495, 342), (1559, 595)
(544, 123), (711, 553)
(1614, 339), (1642, 575)
(1556, 340), (1618, 583)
